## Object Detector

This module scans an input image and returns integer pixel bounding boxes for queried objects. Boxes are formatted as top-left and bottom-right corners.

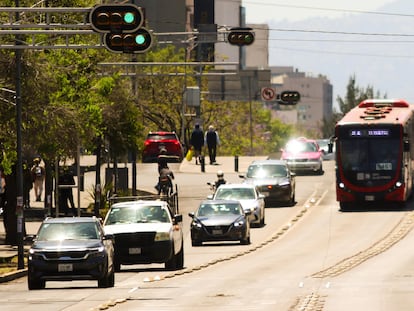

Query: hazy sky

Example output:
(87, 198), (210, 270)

(243, 1), (396, 23)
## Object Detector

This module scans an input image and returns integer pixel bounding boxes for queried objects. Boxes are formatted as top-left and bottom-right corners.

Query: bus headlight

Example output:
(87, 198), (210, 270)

(395, 181), (402, 188)
(339, 182), (345, 189)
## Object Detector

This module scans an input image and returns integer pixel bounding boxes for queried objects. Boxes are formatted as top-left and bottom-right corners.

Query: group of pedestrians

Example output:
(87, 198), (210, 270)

(190, 124), (220, 165)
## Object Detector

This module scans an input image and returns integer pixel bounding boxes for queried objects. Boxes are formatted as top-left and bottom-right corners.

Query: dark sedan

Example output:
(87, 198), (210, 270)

(27, 217), (115, 290)
(240, 159), (296, 206)
(188, 200), (251, 246)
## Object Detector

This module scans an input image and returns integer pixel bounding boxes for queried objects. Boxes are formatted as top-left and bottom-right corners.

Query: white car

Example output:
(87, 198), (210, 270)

(103, 200), (184, 271)
(208, 184), (265, 227)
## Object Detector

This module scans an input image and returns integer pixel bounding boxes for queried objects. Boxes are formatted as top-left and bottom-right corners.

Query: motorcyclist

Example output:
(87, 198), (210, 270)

(157, 166), (174, 195)
(215, 170), (226, 189)
(156, 148), (175, 195)
(157, 148), (169, 174)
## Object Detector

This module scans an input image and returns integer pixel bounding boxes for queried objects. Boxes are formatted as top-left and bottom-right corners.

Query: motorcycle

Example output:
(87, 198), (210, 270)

(158, 175), (173, 196)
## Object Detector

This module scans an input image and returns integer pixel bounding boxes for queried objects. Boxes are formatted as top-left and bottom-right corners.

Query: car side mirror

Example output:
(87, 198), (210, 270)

(174, 214), (183, 223)
(24, 234), (36, 243)
(103, 233), (114, 241)
(188, 212), (195, 218)
(238, 174), (245, 179)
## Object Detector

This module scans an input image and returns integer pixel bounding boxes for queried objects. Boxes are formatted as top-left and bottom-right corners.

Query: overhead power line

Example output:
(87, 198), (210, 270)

(242, 1), (414, 18)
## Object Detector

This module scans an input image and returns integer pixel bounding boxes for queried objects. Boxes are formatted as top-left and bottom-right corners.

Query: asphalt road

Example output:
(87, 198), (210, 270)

(2, 158), (414, 311)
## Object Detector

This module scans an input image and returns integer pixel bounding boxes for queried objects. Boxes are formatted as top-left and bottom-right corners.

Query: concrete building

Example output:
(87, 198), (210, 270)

(270, 66), (333, 136)
(137, 0), (333, 135)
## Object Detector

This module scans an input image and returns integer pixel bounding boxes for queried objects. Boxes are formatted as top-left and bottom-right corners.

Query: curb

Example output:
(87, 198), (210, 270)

(0, 268), (27, 283)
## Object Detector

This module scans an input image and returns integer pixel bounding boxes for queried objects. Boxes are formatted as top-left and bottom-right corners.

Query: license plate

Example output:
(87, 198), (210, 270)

(261, 192), (270, 197)
(212, 229), (223, 235)
(365, 195), (375, 201)
(58, 263), (73, 272)
(129, 247), (141, 255)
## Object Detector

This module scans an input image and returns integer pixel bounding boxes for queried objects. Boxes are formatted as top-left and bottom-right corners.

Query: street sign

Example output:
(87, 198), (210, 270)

(261, 87), (276, 101)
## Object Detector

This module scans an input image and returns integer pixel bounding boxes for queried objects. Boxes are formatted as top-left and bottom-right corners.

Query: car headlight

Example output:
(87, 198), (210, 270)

(192, 221), (203, 229)
(155, 231), (171, 241)
(279, 181), (290, 187)
(88, 246), (106, 258)
(233, 220), (245, 227)
(28, 248), (44, 260)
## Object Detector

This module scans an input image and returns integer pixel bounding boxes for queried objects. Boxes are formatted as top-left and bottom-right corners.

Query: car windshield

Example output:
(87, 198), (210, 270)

(246, 164), (287, 178)
(105, 205), (170, 225)
(37, 222), (99, 241)
(215, 188), (255, 200)
(197, 203), (242, 217)
(286, 140), (317, 153)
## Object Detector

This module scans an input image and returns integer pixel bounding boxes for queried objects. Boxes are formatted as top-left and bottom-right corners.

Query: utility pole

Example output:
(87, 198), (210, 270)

(15, 0), (25, 270)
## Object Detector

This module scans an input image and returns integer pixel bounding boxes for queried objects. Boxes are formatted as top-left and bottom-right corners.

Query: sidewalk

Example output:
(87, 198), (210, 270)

(0, 156), (267, 282)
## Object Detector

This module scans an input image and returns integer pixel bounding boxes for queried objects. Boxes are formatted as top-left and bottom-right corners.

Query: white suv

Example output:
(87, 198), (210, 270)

(103, 200), (184, 271)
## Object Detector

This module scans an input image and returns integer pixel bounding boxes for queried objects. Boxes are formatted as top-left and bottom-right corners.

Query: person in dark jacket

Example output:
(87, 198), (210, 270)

(190, 123), (204, 165)
(205, 125), (220, 165)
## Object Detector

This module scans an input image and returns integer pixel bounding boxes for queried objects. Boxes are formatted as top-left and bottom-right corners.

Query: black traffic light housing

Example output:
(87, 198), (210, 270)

(279, 91), (301, 105)
(227, 27), (255, 46)
(90, 4), (143, 33)
(104, 28), (153, 54)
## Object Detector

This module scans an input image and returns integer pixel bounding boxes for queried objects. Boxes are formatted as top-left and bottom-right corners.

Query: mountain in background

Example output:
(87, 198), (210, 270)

(266, 0), (414, 108)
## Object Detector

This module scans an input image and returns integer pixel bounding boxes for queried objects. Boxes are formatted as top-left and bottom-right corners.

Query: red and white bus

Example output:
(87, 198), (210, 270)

(334, 99), (414, 210)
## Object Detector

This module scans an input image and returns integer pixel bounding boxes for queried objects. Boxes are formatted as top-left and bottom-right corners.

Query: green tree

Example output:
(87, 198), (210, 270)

(321, 75), (387, 138)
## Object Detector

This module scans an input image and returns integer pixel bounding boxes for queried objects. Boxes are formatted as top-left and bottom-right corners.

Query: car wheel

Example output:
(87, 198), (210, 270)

(289, 193), (295, 206)
(114, 259), (121, 272)
(260, 212), (265, 227)
(176, 242), (184, 269)
(240, 234), (251, 245)
(191, 239), (202, 247)
(28, 273), (45, 290)
(165, 244), (177, 271)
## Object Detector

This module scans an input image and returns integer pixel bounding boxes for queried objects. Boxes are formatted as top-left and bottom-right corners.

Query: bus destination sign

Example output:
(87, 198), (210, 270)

(349, 129), (390, 137)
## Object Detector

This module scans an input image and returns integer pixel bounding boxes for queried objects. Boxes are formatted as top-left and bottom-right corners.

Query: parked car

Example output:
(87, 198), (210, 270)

(281, 137), (324, 174)
(103, 200), (184, 271)
(189, 200), (251, 246)
(208, 183), (265, 227)
(27, 217), (115, 290)
(240, 159), (295, 206)
(142, 131), (184, 163)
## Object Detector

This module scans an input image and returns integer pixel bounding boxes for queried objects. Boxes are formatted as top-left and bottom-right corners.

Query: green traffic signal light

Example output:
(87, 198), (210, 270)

(279, 91), (301, 105)
(90, 4), (143, 33)
(104, 28), (153, 54)
(227, 27), (255, 46)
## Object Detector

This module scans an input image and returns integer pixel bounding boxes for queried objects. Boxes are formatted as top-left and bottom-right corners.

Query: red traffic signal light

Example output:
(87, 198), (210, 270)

(90, 4), (143, 33)
(104, 28), (153, 54)
(227, 27), (255, 46)
(279, 91), (301, 105)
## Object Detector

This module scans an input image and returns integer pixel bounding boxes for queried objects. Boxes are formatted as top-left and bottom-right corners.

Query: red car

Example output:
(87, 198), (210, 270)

(142, 131), (184, 163)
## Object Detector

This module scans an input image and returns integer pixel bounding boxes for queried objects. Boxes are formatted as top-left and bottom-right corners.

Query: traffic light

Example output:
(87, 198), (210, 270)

(279, 91), (301, 105)
(227, 27), (255, 46)
(104, 28), (153, 54)
(90, 4), (143, 33)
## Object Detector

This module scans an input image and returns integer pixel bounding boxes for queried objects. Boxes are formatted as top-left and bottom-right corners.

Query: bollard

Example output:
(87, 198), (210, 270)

(200, 155), (205, 172)
(234, 155), (239, 172)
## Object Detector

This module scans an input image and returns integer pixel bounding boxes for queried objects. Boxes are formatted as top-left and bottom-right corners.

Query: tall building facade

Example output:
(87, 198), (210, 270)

(270, 67), (333, 136)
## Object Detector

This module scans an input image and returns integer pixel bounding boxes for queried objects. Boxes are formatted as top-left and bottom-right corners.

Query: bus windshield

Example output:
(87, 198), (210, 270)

(339, 138), (400, 187)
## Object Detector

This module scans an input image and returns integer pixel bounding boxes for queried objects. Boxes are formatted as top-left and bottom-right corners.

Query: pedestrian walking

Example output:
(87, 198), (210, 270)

(205, 125), (220, 165)
(58, 166), (76, 216)
(190, 123), (204, 165)
(31, 157), (45, 202)
(0, 168), (5, 214)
